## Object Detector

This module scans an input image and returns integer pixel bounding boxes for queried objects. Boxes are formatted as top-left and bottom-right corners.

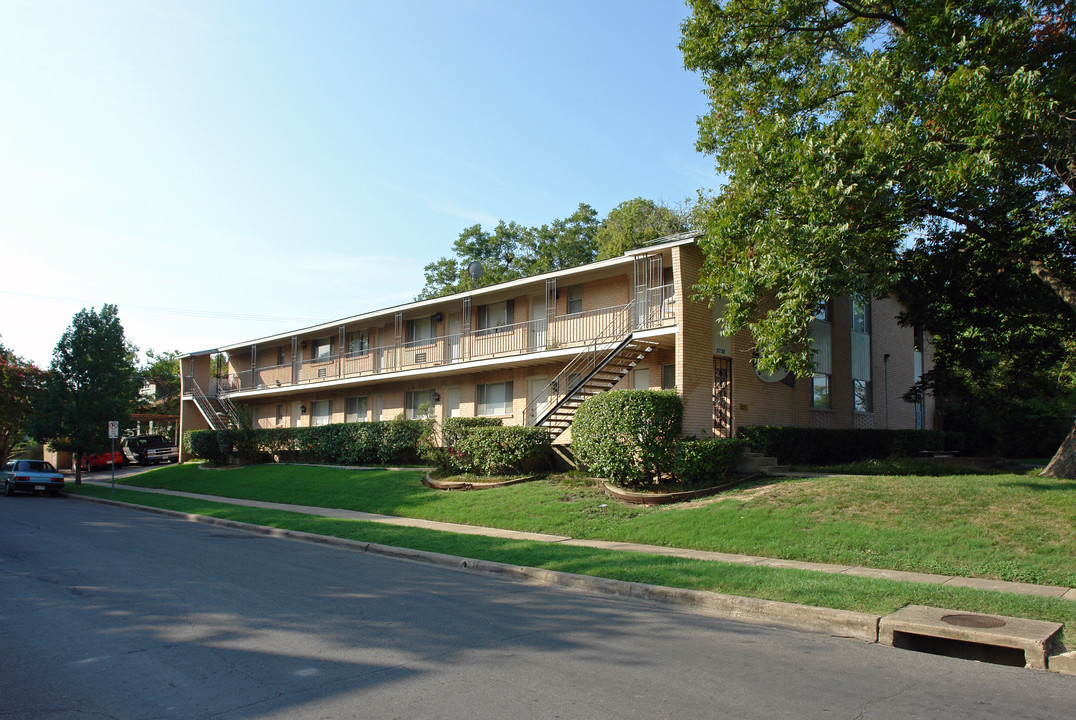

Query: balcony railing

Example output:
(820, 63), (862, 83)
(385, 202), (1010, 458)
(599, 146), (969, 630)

(188, 286), (676, 395)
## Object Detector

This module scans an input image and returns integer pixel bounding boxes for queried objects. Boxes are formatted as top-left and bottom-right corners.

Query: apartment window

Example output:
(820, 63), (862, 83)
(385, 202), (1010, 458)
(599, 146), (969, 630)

(311, 400), (332, 426)
(347, 330), (370, 355)
(477, 300), (514, 333)
(662, 363), (676, 390)
(277, 346), (285, 366)
(406, 317), (436, 346)
(405, 389), (436, 419)
(345, 396), (368, 423)
(276, 404), (283, 425)
(851, 295), (872, 412)
(812, 375), (831, 409)
(810, 301), (832, 409)
(566, 285), (583, 315)
(853, 379), (872, 413)
(312, 337), (333, 361)
(814, 300), (832, 322)
(477, 381), (513, 416)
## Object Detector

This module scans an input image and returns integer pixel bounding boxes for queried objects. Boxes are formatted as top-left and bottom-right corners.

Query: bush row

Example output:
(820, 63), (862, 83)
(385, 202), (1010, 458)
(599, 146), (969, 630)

(185, 418), (429, 466)
(736, 425), (966, 465)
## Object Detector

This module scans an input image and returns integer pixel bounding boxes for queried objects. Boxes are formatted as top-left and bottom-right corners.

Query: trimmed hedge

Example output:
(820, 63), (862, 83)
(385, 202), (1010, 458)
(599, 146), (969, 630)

(674, 438), (746, 484)
(442, 416), (502, 448)
(185, 418), (429, 466)
(452, 425), (551, 476)
(571, 390), (683, 487)
(736, 425), (966, 465)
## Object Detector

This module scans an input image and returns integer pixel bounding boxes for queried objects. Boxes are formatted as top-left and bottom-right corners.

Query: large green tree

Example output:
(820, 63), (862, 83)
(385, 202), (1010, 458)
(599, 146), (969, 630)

(681, 1), (1076, 476)
(139, 349), (182, 415)
(595, 197), (692, 260)
(418, 199), (699, 299)
(31, 305), (140, 484)
(0, 338), (45, 466)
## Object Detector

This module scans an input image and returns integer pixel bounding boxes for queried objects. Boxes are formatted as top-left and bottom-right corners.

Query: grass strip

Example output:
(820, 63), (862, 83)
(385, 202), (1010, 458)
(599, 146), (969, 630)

(68, 483), (1076, 650)
(106, 464), (1076, 588)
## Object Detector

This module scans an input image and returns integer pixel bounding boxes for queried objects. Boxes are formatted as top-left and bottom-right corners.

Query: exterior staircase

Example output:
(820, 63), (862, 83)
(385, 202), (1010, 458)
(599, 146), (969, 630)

(736, 451), (790, 475)
(189, 377), (239, 431)
(526, 334), (658, 441)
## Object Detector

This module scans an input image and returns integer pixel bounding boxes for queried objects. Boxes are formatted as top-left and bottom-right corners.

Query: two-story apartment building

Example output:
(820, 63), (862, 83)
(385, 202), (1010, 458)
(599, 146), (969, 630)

(179, 233), (933, 458)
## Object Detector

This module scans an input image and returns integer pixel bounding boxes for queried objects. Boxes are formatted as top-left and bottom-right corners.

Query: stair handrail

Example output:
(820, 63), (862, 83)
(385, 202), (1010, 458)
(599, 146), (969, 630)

(215, 386), (242, 428)
(523, 300), (635, 428)
(187, 376), (229, 430)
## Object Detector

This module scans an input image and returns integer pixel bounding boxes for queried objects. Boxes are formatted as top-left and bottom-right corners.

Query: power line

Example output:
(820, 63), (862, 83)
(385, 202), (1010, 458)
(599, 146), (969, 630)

(0, 290), (326, 324)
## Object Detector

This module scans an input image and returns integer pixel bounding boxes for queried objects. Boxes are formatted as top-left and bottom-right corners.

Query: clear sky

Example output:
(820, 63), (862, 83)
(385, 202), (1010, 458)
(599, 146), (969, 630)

(0, 0), (717, 368)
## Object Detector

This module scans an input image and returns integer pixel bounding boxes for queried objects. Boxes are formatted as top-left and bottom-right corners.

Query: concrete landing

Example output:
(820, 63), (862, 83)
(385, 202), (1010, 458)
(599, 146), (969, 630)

(879, 604), (1062, 670)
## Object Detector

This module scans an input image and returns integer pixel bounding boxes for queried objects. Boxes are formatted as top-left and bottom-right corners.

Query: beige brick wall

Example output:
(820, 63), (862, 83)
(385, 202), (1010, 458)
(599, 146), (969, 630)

(674, 244), (717, 438)
(204, 245), (934, 449)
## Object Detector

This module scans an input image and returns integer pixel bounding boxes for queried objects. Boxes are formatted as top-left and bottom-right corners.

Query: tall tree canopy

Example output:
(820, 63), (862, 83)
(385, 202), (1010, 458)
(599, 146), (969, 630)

(681, 1), (1076, 476)
(139, 349), (182, 415)
(418, 199), (696, 299)
(0, 338), (45, 466)
(595, 197), (692, 260)
(31, 304), (140, 484)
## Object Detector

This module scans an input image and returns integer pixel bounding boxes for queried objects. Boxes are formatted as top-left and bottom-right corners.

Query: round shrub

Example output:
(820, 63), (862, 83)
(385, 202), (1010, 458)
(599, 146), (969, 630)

(571, 389), (683, 487)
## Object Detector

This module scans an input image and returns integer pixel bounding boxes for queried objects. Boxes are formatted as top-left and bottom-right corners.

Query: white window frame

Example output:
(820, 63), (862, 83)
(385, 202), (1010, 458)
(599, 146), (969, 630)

(345, 396), (368, 423)
(311, 400), (333, 426)
(477, 381), (513, 416)
(312, 337), (333, 361)
(405, 389), (436, 419)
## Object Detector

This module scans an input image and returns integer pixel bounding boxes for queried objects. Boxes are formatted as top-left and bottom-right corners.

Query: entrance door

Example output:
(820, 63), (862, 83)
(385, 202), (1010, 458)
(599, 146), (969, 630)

(714, 357), (733, 437)
(529, 295), (547, 350)
(447, 312), (462, 361)
(445, 386), (460, 418)
(528, 376), (549, 425)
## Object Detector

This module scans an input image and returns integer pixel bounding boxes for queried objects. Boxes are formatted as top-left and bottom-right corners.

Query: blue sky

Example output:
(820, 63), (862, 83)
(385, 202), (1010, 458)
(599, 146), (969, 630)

(0, 0), (716, 367)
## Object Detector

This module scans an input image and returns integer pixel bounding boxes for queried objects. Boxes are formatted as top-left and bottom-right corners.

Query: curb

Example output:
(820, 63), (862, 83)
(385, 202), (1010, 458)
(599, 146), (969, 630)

(70, 493), (881, 644)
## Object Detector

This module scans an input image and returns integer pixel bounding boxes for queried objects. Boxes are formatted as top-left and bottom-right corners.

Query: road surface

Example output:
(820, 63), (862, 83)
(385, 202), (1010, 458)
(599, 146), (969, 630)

(1, 495), (1073, 719)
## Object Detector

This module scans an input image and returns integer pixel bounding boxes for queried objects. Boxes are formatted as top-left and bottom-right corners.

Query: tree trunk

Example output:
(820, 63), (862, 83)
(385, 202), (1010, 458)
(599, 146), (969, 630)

(74, 451), (82, 486)
(1041, 417), (1076, 479)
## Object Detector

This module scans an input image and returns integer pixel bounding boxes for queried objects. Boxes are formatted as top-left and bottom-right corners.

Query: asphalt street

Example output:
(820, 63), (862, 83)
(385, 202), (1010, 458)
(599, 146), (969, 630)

(2, 495), (1074, 719)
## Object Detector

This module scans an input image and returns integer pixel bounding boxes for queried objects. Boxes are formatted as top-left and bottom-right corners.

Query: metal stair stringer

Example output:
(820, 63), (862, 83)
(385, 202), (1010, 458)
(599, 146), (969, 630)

(530, 335), (658, 441)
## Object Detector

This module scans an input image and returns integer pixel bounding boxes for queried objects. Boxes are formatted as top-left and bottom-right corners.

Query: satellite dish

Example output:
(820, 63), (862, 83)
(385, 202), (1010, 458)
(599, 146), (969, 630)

(755, 366), (791, 384)
(467, 261), (484, 283)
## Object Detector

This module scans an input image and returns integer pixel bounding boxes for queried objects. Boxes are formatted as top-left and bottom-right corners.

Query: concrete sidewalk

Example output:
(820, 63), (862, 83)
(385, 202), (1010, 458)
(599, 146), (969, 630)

(81, 480), (1076, 602)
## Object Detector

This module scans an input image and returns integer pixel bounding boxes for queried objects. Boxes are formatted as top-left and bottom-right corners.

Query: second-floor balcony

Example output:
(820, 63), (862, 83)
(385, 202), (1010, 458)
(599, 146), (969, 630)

(211, 287), (676, 396)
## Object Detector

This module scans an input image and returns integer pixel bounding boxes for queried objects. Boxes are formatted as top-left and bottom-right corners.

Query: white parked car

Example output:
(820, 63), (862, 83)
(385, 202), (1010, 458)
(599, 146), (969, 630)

(2, 459), (65, 497)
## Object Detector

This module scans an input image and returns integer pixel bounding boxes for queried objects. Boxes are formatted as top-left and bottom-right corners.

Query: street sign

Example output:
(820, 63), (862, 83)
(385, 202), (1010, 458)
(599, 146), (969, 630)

(108, 421), (119, 439)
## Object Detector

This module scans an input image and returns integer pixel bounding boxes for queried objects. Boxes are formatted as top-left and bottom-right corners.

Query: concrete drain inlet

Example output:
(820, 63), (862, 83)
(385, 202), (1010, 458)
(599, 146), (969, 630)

(879, 605), (1062, 670)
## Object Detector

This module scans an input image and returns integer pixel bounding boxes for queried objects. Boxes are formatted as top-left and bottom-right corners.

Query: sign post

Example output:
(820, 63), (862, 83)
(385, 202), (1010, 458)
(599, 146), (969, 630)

(108, 421), (119, 495)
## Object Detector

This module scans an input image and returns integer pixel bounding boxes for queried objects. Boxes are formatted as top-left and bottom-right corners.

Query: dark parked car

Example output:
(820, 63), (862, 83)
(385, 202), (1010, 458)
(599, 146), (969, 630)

(120, 435), (179, 466)
(2, 459), (65, 497)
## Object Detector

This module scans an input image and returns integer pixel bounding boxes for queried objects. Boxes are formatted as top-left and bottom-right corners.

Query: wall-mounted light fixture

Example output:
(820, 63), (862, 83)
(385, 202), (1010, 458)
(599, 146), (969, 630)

(432, 391), (441, 402)
(433, 312), (443, 323)
(301, 340), (308, 349)
(300, 405), (307, 414)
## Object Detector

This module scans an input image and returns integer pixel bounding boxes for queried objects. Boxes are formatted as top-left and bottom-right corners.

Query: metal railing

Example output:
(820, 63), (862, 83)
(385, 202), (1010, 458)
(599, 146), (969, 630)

(522, 301), (636, 428)
(206, 287), (676, 395)
(185, 376), (230, 430)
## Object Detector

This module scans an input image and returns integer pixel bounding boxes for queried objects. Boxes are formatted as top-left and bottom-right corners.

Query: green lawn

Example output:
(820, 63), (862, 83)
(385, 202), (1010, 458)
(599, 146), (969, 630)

(95, 462), (1076, 588)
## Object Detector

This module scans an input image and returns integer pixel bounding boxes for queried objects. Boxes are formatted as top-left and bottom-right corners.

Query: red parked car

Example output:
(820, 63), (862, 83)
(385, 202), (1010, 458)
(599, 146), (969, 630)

(75, 450), (125, 473)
